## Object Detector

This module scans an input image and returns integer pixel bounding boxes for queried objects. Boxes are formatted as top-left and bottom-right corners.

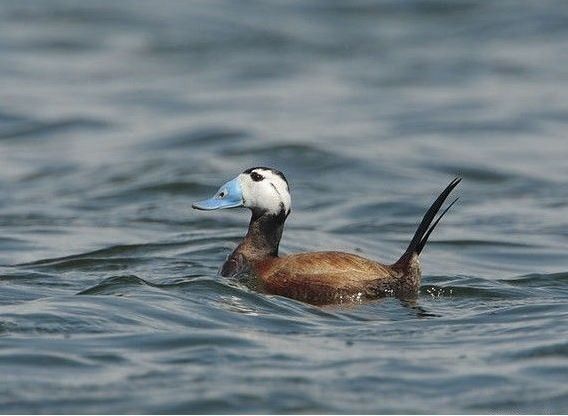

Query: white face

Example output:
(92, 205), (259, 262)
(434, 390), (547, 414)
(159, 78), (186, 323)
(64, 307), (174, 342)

(238, 168), (291, 216)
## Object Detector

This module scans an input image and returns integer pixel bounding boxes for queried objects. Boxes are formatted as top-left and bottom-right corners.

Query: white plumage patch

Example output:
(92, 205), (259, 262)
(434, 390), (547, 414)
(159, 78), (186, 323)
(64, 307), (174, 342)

(238, 168), (291, 215)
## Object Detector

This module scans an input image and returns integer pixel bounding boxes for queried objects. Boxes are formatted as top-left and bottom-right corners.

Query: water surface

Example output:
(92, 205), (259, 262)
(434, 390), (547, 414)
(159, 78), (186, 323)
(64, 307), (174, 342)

(0, 0), (567, 413)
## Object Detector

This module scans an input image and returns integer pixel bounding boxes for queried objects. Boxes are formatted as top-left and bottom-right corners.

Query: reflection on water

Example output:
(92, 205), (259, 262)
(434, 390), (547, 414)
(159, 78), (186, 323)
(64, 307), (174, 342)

(0, 0), (567, 413)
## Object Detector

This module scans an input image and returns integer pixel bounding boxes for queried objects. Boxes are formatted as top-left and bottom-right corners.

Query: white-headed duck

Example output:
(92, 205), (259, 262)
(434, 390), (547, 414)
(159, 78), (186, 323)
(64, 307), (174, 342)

(193, 167), (460, 305)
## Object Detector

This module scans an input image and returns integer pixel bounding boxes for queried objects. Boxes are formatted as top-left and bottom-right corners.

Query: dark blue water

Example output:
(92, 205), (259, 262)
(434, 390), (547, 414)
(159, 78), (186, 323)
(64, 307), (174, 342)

(1, 0), (567, 413)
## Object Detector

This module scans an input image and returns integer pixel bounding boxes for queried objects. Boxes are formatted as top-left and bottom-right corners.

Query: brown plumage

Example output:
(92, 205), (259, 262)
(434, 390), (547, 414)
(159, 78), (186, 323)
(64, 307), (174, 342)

(193, 167), (461, 305)
(254, 252), (404, 305)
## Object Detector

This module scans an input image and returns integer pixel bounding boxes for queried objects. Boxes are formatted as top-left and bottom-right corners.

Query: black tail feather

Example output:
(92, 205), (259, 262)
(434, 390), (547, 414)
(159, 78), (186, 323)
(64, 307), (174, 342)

(416, 196), (459, 255)
(399, 178), (461, 260)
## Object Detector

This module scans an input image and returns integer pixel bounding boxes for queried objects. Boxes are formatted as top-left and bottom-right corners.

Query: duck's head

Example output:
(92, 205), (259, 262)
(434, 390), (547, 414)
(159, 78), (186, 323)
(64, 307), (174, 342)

(192, 167), (291, 217)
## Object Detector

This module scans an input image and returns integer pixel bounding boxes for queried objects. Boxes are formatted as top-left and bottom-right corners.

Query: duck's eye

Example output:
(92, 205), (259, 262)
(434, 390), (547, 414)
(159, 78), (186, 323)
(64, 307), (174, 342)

(219, 191), (225, 198)
(250, 172), (264, 182)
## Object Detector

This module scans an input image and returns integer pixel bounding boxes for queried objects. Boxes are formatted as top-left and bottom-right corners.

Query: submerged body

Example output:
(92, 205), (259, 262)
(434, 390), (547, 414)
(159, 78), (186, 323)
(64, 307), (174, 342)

(193, 167), (460, 305)
(222, 226), (420, 304)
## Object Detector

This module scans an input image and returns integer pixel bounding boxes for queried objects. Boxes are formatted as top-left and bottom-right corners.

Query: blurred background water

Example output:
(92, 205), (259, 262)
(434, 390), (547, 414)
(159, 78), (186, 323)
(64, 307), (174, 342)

(0, 0), (567, 413)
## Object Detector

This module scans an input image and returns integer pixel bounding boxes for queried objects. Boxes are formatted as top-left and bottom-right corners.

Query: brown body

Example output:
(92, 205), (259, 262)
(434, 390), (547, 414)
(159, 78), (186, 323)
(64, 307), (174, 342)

(222, 221), (422, 305)
(254, 251), (420, 305)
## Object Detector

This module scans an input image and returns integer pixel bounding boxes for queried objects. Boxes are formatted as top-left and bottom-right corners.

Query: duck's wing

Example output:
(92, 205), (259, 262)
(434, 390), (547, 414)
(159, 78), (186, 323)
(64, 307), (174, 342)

(268, 251), (391, 276)
(255, 251), (397, 304)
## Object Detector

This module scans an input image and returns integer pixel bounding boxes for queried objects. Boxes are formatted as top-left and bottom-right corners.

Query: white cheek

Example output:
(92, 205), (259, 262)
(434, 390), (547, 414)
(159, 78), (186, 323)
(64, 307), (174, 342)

(238, 174), (288, 214)
(281, 187), (291, 212)
(252, 184), (281, 213)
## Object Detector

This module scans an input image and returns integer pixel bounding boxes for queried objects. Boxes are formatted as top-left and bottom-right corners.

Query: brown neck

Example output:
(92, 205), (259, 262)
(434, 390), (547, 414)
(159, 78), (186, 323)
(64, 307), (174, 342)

(220, 208), (289, 277)
(239, 208), (288, 258)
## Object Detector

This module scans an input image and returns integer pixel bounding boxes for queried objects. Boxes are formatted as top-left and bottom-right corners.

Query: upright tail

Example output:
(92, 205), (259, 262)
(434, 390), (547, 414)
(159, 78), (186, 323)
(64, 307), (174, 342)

(396, 177), (461, 264)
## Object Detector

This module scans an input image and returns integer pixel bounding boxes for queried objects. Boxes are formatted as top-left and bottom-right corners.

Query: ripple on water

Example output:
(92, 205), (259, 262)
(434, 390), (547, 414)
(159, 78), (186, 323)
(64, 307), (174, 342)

(224, 142), (354, 171)
(143, 126), (252, 151)
(0, 117), (109, 141)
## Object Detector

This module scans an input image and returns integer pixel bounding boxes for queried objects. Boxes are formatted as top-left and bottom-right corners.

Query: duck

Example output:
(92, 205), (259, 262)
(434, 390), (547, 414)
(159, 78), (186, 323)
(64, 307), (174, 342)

(193, 167), (460, 305)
